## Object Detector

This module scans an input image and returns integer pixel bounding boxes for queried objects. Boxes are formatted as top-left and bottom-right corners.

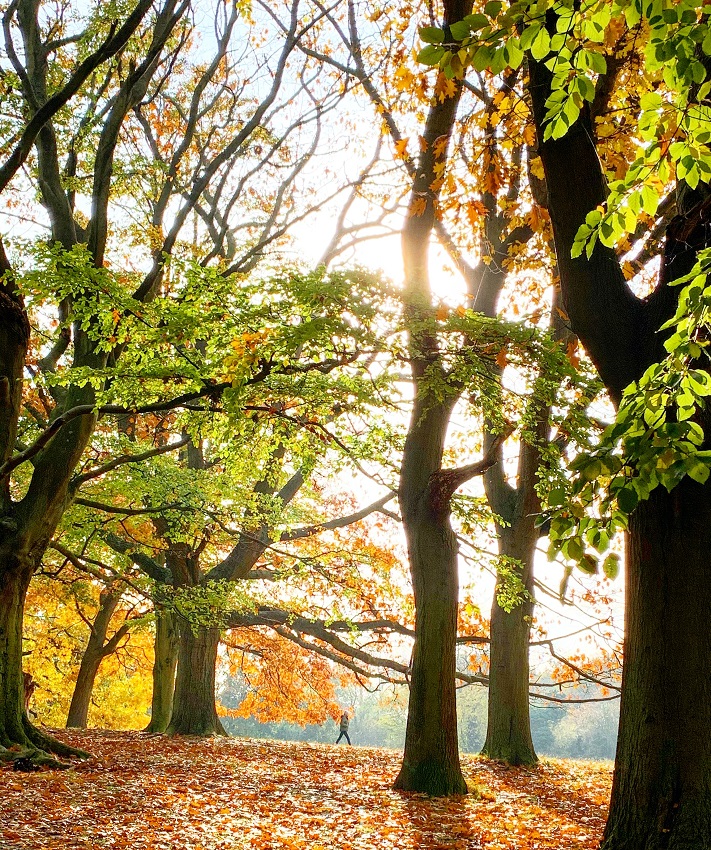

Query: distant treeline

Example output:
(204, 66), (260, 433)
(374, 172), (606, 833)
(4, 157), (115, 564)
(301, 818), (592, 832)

(219, 679), (619, 761)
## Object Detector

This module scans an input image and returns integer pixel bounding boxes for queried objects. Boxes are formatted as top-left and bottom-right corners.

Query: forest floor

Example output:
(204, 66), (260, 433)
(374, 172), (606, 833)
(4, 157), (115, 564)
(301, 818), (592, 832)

(0, 729), (611, 850)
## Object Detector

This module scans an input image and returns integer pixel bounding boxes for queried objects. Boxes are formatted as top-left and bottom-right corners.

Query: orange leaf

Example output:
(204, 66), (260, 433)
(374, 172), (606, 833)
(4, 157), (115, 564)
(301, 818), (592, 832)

(394, 137), (409, 160)
(409, 197), (427, 217)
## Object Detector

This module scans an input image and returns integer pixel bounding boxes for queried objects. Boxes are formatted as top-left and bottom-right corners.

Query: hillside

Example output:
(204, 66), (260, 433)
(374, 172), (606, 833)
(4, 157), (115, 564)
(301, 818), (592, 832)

(1, 730), (611, 849)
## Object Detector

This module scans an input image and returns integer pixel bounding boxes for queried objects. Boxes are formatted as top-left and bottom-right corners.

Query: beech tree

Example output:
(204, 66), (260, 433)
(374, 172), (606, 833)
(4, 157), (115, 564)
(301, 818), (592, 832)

(422, 0), (711, 845)
(0, 0), (167, 764)
(304, 0), (607, 784)
(0, 0), (358, 765)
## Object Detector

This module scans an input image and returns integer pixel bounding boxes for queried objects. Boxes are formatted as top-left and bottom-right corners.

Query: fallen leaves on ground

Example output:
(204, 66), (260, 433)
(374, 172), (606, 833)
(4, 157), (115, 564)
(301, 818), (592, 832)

(0, 730), (611, 849)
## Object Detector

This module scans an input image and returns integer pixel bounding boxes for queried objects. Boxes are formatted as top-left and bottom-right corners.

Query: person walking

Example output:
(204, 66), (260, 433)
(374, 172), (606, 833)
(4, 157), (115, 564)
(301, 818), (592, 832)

(336, 710), (351, 745)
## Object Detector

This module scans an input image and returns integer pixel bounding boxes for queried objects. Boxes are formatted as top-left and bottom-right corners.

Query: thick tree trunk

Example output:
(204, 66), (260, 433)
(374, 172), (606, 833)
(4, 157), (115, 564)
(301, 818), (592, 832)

(394, 511), (466, 795)
(528, 38), (711, 848)
(601, 483), (711, 850)
(0, 564), (30, 752)
(167, 621), (225, 736)
(145, 607), (178, 733)
(481, 519), (536, 765)
(0, 560), (84, 763)
(394, 399), (467, 796)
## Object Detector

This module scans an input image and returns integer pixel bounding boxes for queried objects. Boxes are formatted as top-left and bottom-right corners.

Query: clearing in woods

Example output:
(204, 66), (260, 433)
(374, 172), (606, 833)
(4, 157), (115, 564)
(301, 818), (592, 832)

(0, 730), (610, 849)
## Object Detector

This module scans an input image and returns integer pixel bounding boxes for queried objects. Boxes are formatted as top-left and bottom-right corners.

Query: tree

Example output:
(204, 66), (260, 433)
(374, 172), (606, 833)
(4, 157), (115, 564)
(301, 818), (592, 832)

(65, 583), (138, 729)
(0, 0), (355, 764)
(0, 0), (169, 764)
(300, 0), (606, 777)
(422, 0), (711, 844)
(23, 563), (153, 729)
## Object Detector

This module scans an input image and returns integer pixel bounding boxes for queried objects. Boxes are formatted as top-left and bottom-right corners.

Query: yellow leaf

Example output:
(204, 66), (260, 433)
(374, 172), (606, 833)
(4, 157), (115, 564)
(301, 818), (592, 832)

(432, 134), (449, 159)
(394, 66), (415, 92)
(523, 123), (537, 147)
(436, 304), (449, 321)
(529, 156), (545, 180)
(434, 72), (457, 103)
(566, 340), (580, 369)
(466, 199), (488, 226)
(622, 260), (636, 280)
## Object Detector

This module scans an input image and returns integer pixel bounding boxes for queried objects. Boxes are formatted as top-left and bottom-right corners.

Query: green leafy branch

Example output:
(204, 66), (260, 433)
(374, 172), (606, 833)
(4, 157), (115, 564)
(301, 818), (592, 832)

(416, 0), (711, 255)
(544, 248), (711, 574)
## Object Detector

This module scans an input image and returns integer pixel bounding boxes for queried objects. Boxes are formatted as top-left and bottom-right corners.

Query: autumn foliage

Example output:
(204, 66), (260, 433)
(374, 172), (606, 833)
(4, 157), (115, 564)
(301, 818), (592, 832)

(0, 730), (611, 850)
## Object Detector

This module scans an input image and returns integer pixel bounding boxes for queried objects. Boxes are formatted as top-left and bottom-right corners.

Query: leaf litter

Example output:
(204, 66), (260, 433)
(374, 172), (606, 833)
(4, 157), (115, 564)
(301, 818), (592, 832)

(0, 730), (610, 849)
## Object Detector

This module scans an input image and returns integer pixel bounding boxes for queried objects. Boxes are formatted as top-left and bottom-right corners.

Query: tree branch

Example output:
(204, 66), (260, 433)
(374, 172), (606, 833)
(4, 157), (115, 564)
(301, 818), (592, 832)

(0, 0), (155, 193)
(71, 436), (189, 488)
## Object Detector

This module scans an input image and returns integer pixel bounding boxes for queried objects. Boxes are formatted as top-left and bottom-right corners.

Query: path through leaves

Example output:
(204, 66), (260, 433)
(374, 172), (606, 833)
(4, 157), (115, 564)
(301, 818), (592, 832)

(1, 731), (610, 849)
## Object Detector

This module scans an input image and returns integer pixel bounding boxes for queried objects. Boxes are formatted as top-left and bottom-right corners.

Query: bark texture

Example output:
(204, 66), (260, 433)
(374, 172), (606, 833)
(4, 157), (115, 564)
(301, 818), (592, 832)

(602, 483), (711, 850)
(145, 607), (178, 733)
(167, 622), (225, 737)
(529, 36), (711, 848)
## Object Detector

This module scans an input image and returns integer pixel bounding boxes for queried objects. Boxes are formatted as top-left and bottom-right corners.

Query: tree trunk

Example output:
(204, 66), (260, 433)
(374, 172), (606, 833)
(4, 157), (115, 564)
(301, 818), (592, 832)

(167, 621), (225, 736)
(0, 560), (83, 762)
(601, 482), (711, 850)
(394, 400), (467, 796)
(0, 564), (30, 752)
(394, 511), (466, 794)
(65, 651), (102, 729)
(528, 38), (711, 848)
(66, 588), (122, 729)
(481, 519), (537, 765)
(145, 607), (178, 733)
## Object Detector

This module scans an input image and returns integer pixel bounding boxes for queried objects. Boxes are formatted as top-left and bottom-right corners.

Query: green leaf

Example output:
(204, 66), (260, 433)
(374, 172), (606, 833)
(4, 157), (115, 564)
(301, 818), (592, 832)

(602, 552), (620, 580)
(419, 26), (445, 44)
(472, 44), (494, 71)
(548, 486), (567, 507)
(449, 21), (470, 41)
(463, 13), (489, 30)
(484, 0), (502, 18)
(564, 537), (584, 561)
(587, 51), (607, 75)
(687, 460), (711, 484)
(641, 184), (659, 216)
(418, 44), (446, 65)
(520, 24), (540, 51)
(504, 38), (524, 69)
(617, 486), (639, 513)
(530, 28), (551, 61)
(579, 553), (599, 574)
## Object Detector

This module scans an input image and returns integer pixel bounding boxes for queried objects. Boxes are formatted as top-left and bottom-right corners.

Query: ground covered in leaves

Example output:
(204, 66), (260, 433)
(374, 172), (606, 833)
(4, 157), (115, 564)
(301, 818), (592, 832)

(1, 730), (611, 849)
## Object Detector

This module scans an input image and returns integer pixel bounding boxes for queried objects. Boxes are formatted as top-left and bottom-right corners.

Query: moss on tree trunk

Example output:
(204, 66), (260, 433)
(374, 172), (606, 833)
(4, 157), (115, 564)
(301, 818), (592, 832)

(167, 621), (225, 737)
(145, 607), (178, 733)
